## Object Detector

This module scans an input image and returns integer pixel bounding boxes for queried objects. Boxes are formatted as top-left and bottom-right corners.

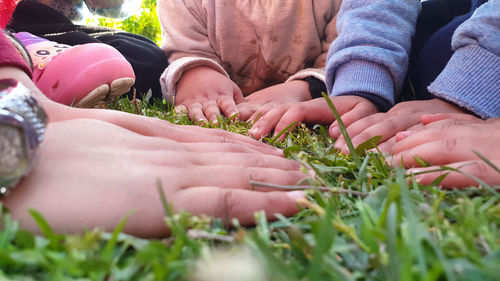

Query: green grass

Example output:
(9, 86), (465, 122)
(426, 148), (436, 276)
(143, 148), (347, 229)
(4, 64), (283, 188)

(2, 0), (498, 278)
(1, 96), (498, 280)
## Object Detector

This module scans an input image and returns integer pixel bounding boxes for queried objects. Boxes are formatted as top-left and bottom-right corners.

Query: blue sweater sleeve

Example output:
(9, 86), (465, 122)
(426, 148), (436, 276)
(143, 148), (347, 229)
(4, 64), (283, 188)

(428, 0), (500, 118)
(325, 0), (421, 110)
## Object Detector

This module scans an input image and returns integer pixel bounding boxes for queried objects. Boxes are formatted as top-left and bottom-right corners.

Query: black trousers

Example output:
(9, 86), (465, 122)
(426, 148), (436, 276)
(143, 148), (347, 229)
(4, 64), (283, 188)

(8, 1), (168, 100)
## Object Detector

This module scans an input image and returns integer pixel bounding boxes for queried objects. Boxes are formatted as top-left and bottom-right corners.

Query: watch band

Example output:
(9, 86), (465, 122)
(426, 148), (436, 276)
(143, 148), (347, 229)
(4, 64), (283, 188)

(0, 79), (47, 197)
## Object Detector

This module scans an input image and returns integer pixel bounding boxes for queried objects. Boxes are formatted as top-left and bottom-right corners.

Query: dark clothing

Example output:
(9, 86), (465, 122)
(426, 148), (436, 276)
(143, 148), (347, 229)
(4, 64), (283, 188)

(403, 0), (488, 101)
(8, 1), (168, 100)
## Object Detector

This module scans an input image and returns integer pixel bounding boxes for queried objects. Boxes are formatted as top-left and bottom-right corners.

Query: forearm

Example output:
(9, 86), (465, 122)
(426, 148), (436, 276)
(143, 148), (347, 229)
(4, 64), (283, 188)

(326, 0), (421, 108)
(428, 0), (500, 118)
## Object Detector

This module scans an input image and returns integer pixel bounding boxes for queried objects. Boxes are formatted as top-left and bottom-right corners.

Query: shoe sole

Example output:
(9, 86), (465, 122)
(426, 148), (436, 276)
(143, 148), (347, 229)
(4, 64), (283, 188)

(74, 77), (135, 108)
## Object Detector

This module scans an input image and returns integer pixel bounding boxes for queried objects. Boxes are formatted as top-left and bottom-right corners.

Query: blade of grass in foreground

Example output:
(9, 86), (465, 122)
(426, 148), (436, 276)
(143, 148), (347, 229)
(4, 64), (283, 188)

(321, 93), (361, 168)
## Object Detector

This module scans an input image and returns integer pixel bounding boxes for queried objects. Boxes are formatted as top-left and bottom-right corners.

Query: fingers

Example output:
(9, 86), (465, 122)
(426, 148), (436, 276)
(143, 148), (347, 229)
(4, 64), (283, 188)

(248, 99), (336, 140)
(175, 165), (307, 191)
(188, 102), (208, 123)
(328, 101), (378, 139)
(163, 127), (285, 156)
(172, 187), (304, 225)
(248, 105), (290, 139)
(334, 113), (420, 154)
(420, 113), (480, 125)
(236, 102), (259, 121)
(232, 85), (245, 104)
(393, 119), (498, 155)
(179, 89), (241, 124)
(392, 137), (498, 168)
(271, 107), (308, 141)
(217, 96), (240, 120)
(184, 97), (238, 124)
(203, 100), (222, 124)
(182, 142), (283, 155)
(407, 160), (500, 188)
(175, 104), (188, 114)
(248, 103), (279, 125)
(160, 130), (283, 156)
(145, 149), (301, 171)
(187, 152), (302, 171)
(330, 112), (383, 140)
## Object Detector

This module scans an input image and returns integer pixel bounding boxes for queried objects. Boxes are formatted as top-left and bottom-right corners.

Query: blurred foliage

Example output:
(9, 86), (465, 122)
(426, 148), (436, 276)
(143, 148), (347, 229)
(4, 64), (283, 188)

(91, 0), (162, 45)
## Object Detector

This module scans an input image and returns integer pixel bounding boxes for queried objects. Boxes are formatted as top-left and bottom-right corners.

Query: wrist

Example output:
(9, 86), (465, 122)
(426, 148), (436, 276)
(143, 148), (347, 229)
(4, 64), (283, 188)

(0, 79), (47, 197)
(287, 80), (313, 100)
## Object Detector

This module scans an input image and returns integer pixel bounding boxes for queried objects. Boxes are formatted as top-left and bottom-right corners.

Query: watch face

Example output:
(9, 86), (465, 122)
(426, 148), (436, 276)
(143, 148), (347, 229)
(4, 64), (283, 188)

(0, 123), (28, 183)
(0, 79), (46, 193)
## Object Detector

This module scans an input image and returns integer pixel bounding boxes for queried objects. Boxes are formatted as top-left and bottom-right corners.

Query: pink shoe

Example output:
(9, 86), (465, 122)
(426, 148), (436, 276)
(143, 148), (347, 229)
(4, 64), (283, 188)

(14, 32), (135, 107)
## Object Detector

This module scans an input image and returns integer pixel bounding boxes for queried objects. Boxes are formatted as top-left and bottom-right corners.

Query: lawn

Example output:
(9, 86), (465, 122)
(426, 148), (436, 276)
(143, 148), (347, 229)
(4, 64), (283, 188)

(0, 1), (498, 280)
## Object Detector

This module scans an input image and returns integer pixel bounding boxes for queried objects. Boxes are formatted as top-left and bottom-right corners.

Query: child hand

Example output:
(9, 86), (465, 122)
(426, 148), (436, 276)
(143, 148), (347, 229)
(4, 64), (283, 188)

(237, 81), (312, 121)
(332, 99), (465, 154)
(175, 66), (244, 124)
(247, 95), (377, 140)
(391, 115), (500, 188)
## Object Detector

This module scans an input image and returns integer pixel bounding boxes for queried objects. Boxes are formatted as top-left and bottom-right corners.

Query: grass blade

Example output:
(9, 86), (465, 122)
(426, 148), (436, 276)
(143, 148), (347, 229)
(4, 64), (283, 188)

(321, 93), (361, 167)
(473, 150), (500, 173)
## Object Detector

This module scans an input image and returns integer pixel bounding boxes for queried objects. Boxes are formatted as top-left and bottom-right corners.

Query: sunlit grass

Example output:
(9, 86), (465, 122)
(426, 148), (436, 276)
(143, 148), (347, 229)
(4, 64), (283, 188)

(1, 95), (499, 280)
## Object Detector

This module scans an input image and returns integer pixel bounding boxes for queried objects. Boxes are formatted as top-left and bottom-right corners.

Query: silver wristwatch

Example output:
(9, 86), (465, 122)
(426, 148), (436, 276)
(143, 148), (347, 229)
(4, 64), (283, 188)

(0, 79), (47, 197)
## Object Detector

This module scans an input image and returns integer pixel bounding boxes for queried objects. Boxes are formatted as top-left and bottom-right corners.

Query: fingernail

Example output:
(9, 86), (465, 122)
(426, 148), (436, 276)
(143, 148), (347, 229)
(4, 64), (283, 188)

(396, 131), (414, 142)
(341, 145), (351, 155)
(334, 141), (343, 150)
(196, 119), (207, 125)
(287, 191), (305, 201)
(330, 126), (339, 137)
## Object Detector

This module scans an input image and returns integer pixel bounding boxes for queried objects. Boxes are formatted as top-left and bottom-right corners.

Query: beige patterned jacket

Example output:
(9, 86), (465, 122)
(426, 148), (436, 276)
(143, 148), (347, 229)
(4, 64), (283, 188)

(158, 0), (342, 103)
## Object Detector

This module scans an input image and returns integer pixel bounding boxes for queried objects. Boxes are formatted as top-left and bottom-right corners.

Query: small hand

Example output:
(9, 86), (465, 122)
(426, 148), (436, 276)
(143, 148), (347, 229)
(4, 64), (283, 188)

(332, 99), (465, 154)
(391, 114), (500, 188)
(176, 66), (244, 124)
(247, 95), (377, 140)
(6, 119), (307, 237)
(237, 81), (312, 121)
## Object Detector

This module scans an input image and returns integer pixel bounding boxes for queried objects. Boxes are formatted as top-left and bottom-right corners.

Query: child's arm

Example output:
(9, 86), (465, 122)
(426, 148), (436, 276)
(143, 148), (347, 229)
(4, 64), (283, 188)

(427, 0), (500, 119)
(248, 0), (420, 138)
(158, 0), (243, 123)
(333, 0), (500, 153)
(326, 0), (420, 112)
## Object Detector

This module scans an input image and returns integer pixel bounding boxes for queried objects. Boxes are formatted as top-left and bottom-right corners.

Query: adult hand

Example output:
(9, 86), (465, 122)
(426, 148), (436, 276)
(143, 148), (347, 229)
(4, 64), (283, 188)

(332, 99), (465, 154)
(1, 66), (283, 157)
(175, 66), (244, 124)
(237, 81), (312, 121)
(5, 119), (308, 238)
(391, 114), (500, 188)
(247, 95), (377, 140)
